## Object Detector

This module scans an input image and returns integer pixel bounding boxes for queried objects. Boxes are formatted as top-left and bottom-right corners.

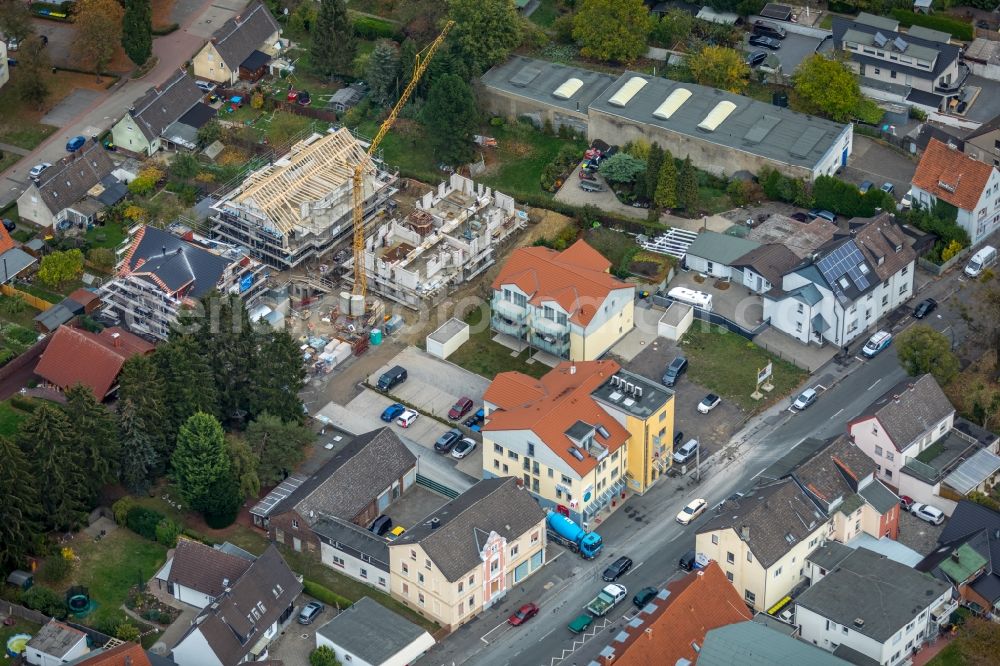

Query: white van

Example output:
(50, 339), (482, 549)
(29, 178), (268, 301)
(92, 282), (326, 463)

(965, 245), (997, 278)
(667, 287), (713, 312)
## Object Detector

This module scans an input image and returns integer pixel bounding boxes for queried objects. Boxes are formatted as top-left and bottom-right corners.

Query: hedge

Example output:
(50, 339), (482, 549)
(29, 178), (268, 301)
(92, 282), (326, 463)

(353, 16), (400, 40)
(890, 9), (973, 41)
(126, 506), (165, 541)
(302, 580), (353, 610)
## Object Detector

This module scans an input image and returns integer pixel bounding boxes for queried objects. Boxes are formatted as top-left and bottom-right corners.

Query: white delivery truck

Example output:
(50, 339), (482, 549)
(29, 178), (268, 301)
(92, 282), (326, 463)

(965, 246), (997, 278)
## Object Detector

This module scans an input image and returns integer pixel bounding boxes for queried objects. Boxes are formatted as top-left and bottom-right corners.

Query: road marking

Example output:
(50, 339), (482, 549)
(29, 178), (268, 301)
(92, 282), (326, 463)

(480, 619), (511, 645)
(868, 378), (882, 390)
(750, 466), (767, 481)
(627, 561), (644, 576)
(539, 628), (555, 641)
(833, 408), (844, 418)
(814, 384), (827, 391)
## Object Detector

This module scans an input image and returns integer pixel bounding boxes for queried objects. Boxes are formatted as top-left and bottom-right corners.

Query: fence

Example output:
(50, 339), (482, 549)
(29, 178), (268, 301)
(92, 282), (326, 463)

(270, 99), (339, 123)
(1, 284), (54, 311)
(919, 246), (971, 276)
(3, 601), (114, 647)
(416, 474), (459, 499)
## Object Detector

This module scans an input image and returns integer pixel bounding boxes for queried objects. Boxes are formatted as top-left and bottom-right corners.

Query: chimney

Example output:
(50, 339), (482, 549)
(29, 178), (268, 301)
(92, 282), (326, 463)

(112, 332), (121, 347)
(951, 551), (960, 563)
(570, 364), (576, 375)
(740, 525), (750, 540)
(854, 617), (865, 628)
(222, 577), (229, 587)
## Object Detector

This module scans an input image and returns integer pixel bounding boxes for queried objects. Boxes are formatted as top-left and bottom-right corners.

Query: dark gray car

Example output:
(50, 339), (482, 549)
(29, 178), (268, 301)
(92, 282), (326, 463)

(662, 356), (687, 387)
(298, 601), (325, 625)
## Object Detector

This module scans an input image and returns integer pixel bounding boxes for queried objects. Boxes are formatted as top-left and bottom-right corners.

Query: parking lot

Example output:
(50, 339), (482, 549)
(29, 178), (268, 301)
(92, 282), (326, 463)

(843, 136), (918, 199)
(742, 32), (827, 76)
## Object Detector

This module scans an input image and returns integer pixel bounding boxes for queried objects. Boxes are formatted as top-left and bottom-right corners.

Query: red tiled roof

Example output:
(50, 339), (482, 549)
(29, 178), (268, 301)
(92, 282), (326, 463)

(34, 326), (154, 398)
(0, 226), (15, 255)
(67, 288), (100, 308)
(483, 361), (629, 476)
(912, 138), (994, 211)
(598, 562), (754, 666)
(491, 239), (629, 326)
(71, 643), (152, 666)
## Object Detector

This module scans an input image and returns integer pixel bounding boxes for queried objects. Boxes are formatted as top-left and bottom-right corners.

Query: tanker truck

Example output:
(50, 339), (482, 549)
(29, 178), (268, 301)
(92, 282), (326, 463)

(546, 511), (603, 559)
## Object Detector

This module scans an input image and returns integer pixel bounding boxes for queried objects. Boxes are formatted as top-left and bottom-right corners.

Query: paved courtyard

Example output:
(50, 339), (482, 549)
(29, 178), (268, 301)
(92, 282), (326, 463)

(269, 598), (338, 666)
(741, 32), (826, 76)
(844, 136), (918, 199)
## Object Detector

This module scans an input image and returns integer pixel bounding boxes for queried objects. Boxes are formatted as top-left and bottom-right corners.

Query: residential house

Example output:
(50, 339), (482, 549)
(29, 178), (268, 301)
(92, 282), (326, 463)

(763, 213), (916, 347)
(153, 538), (254, 609)
(171, 545), (302, 666)
(483, 360), (674, 524)
(731, 244), (802, 295)
(682, 231), (761, 279)
(210, 129), (398, 271)
(110, 69), (209, 156)
(848, 374), (955, 488)
(796, 547), (954, 665)
(906, 123), (965, 156)
(911, 138), (1000, 246)
(491, 239), (634, 361)
(16, 143), (117, 228)
(314, 597), (435, 665)
(99, 224), (267, 340)
(593, 562), (754, 665)
(251, 427), (416, 561)
(831, 13), (963, 111)
(696, 478), (830, 612)
(697, 620), (852, 666)
(311, 516), (391, 592)
(64, 642), (173, 665)
(917, 500), (1000, 619)
(388, 477), (547, 631)
(900, 418), (999, 515)
(34, 326), (155, 400)
(0, 224), (36, 285)
(963, 114), (1000, 168)
(192, 1), (281, 86)
(25, 619), (89, 666)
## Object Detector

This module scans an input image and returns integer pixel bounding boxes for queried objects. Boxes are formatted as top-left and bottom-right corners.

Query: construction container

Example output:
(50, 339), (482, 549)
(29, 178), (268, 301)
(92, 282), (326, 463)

(332, 342), (353, 365)
(370, 328), (383, 345)
(350, 294), (365, 316)
(339, 291), (352, 314)
(384, 314), (404, 335)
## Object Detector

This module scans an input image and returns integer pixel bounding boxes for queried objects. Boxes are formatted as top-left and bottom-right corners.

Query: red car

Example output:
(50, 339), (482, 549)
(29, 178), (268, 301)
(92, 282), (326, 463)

(508, 602), (539, 626)
(900, 495), (914, 511)
(448, 397), (474, 420)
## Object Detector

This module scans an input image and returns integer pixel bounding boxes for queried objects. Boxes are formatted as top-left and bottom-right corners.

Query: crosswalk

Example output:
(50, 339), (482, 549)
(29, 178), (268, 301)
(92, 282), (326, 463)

(640, 227), (700, 260)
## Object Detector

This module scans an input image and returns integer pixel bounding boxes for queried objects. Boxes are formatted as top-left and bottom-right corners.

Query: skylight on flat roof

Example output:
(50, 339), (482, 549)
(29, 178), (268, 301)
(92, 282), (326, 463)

(652, 88), (692, 120)
(697, 101), (737, 132)
(509, 65), (543, 88)
(553, 78), (584, 100)
(789, 126), (827, 158)
(608, 77), (648, 107)
(744, 114), (781, 145)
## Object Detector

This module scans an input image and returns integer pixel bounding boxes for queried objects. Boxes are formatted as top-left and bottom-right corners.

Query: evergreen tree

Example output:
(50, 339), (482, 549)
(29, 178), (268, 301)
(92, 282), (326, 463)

(246, 413), (313, 486)
(423, 73), (478, 166)
(172, 412), (230, 514)
(63, 384), (119, 502)
(117, 355), (169, 476)
(118, 398), (159, 494)
(310, 0), (356, 78)
(655, 151), (678, 209)
(249, 329), (306, 424)
(678, 157), (699, 212)
(645, 143), (664, 203)
(122, 0), (152, 66)
(17, 404), (88, 531)
(155, 337), (219, 444)
(0, 437), (42, 571)
(196, 295), (257, 427)
(202, 471), (243, 529)
(399, 38), (418, 89)
(366, 39), (400, 107)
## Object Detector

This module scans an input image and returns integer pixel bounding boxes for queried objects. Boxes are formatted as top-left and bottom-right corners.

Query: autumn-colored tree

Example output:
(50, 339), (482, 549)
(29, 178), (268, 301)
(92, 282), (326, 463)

(954, 617), (1000, 666)
(791, 54), (864, 123)
(74, 0), (124, 81)
(689, 45), (750, 93)
(573, 0), (653, 63)
(37, 249), (84, 289)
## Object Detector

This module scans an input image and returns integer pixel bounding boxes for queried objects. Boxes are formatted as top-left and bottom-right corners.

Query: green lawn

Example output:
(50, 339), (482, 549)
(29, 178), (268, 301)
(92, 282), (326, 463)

(0, 150), (21, 174)
(85, 221), (127, 249)
(479, 126), (588, 201)
(0, 400), (30, 436)
(529, 0), (562, 27)
(680, 325), (807, 412)
(70, 528), (168, 616)
(697, 185), (732, 215)
(447, 305), (550, 380)
(927, 643), (964, 666)
(0, 295), (41, 329)
(16, 282), (65, 304)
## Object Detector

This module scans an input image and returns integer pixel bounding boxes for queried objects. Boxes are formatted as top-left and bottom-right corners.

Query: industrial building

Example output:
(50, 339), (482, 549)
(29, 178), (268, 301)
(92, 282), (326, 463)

(209, 128), (398, 271)
(357, 174), (525, 307)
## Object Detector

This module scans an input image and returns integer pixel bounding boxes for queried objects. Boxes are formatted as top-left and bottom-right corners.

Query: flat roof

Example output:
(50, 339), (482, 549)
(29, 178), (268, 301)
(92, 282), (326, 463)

(481, 56), (618, 115)
(591, 368), (673, 419)
(589, 72), (849, 170)
(428, 317), (469, 344)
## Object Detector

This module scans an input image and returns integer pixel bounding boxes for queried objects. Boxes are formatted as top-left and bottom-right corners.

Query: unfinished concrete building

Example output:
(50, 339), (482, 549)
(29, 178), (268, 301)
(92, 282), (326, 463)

(357, 174), (525, 307)
(209, 128), (397, 271)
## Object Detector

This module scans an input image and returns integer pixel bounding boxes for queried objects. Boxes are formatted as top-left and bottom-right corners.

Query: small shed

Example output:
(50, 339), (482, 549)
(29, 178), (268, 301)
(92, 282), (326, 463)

(24, 619), (89, 666)
(760, 3), (793, 21)
(426, 318), (469, 360)
(329, 83), (366, 112)
(658, 303), (693, 340)
(23, 238), (46, 258)
(239, 49), (271, 82)
(913, 0), (932, 13)
(6, 570), (33, 590)
(34, 302), (78, 334)
(66, 289), (101, 315)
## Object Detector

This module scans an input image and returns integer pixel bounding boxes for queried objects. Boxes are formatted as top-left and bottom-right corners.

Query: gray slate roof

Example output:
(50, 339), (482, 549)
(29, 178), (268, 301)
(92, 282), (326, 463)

(209, 1), (280, 70)
(272, 427), (416, 525)
(312, 516), (390, 569)
(127, 69), (204, 141)
(391, 477), (546, 582)
(858, 480), (900, 514)
(852, 374), (954, 451)
(833, 16), (960, 82)
(807, 540), (854, 572)
(315, 597), (432, 663)
(0, 248), (36, 284)
(26, 619), (87, 658)
(36, 142), (115, 215)
(790, 435), (878, 512)
(126, 225), (232, 298)
(731, 243), (800, 288)
(685, 231), (761, 266)
(796, 548), (951, 643)
(697, 479), (827, 568)
(166, 538), (253, 598)
(698, 621), (851, 666)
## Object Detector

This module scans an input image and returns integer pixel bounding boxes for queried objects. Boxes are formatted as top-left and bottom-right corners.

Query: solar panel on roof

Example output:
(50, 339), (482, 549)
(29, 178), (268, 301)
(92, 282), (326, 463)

(817, 242), (871, 294)
(893, 36), (908, 52)
(873, 32), (888, 48)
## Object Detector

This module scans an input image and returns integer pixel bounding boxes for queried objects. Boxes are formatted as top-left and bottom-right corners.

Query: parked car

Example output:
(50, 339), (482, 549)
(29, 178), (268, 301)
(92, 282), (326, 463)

(911, 503), (945, 525)
(673, 431), (684, 447)
(633, 586), (658, 607)
(377, 365), (407, 391)
(568, 613), (594, 634)
(434, 428), (463, 452)
(752, 20), (787, 39)
(900, 495), (915, 511)
(881, 182), (895, 194)
(195, 80), (215, 92)
(859, 180), (874, 193)
(66, 135), (86, 152)
(29, 162), (52, 179)
(579, 181), (606, 193)
(632, 197), (651, 208)
(396, 409), (419, 428)
(448, 397), (474, 420)
(662, 356), (688, 387)
(381, 403), (406, 422)
(508, 602), (540, 626)
(451, 437), (477, 459)
(676, 498), (708, 525)
(369, 514), (393, 536)
(297, 601), (324, 625)
(792, 388), (818, 410)
(862, 330), (892, 358)
(808, 209), (837, 222)
(913, 298), (937, 319)
(673, 439), (699, 465)
(746, 50), (768, 67)
(749, 35), (781, 49)
(697, 394), (721, 414)
(1, 219), (14, 232)
(602, 556), (633, 582)
(678, 550), (697, 571)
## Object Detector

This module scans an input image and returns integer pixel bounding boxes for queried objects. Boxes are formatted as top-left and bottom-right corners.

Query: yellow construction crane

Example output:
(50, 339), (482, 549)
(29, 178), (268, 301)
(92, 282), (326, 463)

(352, 20), (455, 299)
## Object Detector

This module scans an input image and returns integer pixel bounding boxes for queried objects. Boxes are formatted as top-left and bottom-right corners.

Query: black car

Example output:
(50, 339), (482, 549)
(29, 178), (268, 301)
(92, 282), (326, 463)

(746, 50), (767, 67)
(1, 218), (15, 232)
(369, 514), (393, 536)
(913, 298), (938, 319)
(434, 428), (463, 452)
(633, 586), (658, 607)
(673, 430), (684, 447)
(662, 356), (688, 387)
(749, 35), (781, 50)
(679, 550), (697, 571)
(602, 556), (633, 582)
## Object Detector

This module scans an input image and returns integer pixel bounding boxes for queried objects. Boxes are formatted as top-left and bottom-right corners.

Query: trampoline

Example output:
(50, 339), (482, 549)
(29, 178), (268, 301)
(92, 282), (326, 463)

(66, 585), (94, 616)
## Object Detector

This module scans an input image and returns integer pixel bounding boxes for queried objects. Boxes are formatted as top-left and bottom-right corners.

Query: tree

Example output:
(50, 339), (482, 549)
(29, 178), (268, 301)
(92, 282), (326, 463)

(117, 355), (167, 491)
(310, 646), (343, 666)
(64, 385), (119, 502)
(171, 412), (231, 514)
(399, 38), (418, 89)
(74, 0), (124, 81)
(650, 9), (694, 48)
(366, 39), (400, 107)
(447, 0), (522, 76)
(170, 153), (201, 180)
(655, 151), (678, 209)
(0, 437), (42, 572)
(22, 586), (66, 619)
(122, 0), (152, 66)
(197, 119), (222, 146)
(249, 329), (307, 424)
(644, 143), (664, 203)
(572, 0), (653, 63)
(895, 324), (960, 385)
(227, 435), (260, 500)
(246, 413), (313, 486)
(37, 249), (84, 289)
(422, 73), (478, 166)
(311, 0), (356, 78)
(598, 153), (646, 185)
(14, 35), (51, 109)
(791, 54), (863, 123)
(689, 45), (749, 93)
(677, 157), (699, 213)
(154, 337), (219, 445)
(128, 166), (164, 196)
(954, 617), (1000, 666)
(0, 0), (34, 44)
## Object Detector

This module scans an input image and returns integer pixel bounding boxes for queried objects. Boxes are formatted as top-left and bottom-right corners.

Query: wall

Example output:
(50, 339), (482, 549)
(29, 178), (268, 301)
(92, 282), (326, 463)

(271, 510), (322, 556)
(796, 604), (887, 663)
(964, 128), (1000, 166)
(616, 395), (674, 494)
(111, 115), (153, 156)
(0, 42), (8, 90)
(172, 582), (214, 610)
(850, 412), (952, 486)
(319, 541), (390, 592)
(479, 87), (590, 135)
(192, 42), (234, 85)
(750, 16), (832, 39)
(16, 184), (55, 228)
(26, 635), (88, 666)
(657, 304), (693, 340)
(571, 288), (635, 361)
(426, 319), (469, 360)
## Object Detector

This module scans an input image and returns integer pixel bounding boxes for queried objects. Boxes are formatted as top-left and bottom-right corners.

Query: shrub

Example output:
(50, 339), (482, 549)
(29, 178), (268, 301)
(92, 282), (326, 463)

(21, 585), (66, 619)
(4, 325), (38, 347)
(890, 9), (973, 41)
(115, 621), (141, 642)
(112, 497), (135, 525)
(88, 247), (115, 271)
(155, 519), (181, 548)
(126, 506), (165, 540)
(302, 580), (352, 610)
(128, 166), (164, 196)
(37, 554), (73, 583)
(92, 608), (128, 635)
(9, 395), (39, 412)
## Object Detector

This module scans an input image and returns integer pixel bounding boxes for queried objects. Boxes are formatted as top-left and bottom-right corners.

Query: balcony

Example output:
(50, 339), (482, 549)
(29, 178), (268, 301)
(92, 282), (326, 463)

(532, 314), (568, 336)
(529, 331), (569, 358)
(491, 313), (527, 338)
(492, 296), (527, 321)
(930, 597), (958, 625)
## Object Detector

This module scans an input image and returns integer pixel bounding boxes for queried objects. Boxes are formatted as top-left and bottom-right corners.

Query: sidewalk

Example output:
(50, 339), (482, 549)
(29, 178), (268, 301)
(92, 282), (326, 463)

(0, 143), (29, 157)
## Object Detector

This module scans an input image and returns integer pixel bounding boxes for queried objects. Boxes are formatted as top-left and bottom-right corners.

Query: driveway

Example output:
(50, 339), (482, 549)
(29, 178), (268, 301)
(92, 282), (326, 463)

(269, 598), (338, 666)
(742, 32), (826, 76)
(553, 165), (650, 220)
(31, 19), (79, 70)
(844, 136), (917, 200)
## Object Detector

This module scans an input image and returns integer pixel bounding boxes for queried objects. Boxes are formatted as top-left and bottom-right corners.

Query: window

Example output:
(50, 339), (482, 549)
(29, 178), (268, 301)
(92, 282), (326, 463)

(887, 451), (894, 461)
(490, 560), (500, 574)
(547, 468), (553, 478)
(532, 478), (539, 492)
(874, 68), (881, 75)
(410, 550), (416, 561)
(726, 571), (734, 582)
(796, 322), (803, 333)
(418, 573), (424, 584)
(425, 558), (432, 570)
(886, 469), (893, 479)
(882, 294), (889, 306)
(469, 575), (475, 585)
(727, 552), (735, 564)
(747, 552), (753, 563)
(291, 519), (299, 529)
(332, 556), (345, 568)
(531, 531), (540, 544)
(745, 590), (756, 605)
(402, 583), (408, 595)
(842, 626), (849, 635)
(458, 602), (464, 615)
(511, 545), (519, 558)
(901, 265), (908, 276)
(900, 283), (907, 295)
(712, 534), (719, 545)
(458, 581), (464, 592)
(797, 303), (804, 314)
(508, 451), (519, 461)
(875, 446), (883, 457)
(494, 460), (500, 470)
(774, 567), (783, 578)
(556, 489), (562, 499)
(561, 474), (572, 485)
(528, 443), (535, 457)
(890, 70), (896, 79)
(379, 577), (386, 587)
(402, 563), (409, 575)
(418, 593), (425, 606)
(494, 443), (503, 454)
(469, 595), (475, 608)
(503, 464), (509, 473)
(360, 568), (368, 579)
